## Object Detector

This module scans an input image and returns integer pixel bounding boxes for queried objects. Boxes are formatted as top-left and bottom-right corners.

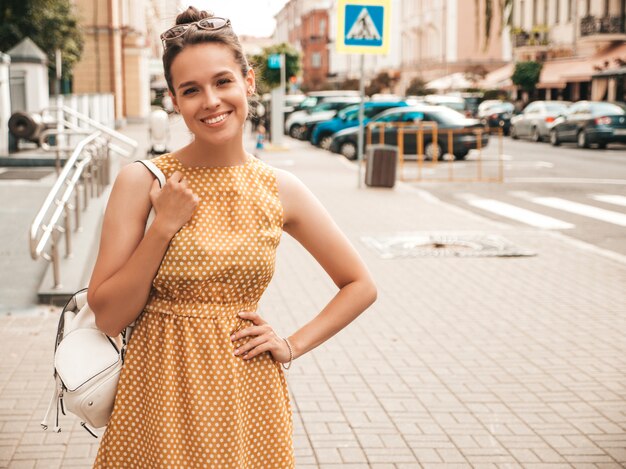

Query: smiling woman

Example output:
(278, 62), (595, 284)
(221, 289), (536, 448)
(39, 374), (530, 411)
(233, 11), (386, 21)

(88, 6), (377, 469)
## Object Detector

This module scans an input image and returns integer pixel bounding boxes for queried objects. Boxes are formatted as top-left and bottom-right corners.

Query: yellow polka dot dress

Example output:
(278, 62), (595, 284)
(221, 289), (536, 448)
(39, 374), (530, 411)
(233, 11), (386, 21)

(93, 153), (294, 468)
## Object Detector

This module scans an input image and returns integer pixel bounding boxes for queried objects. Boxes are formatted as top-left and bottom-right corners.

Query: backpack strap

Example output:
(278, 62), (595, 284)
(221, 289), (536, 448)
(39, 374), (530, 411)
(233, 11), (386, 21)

(136, 159), (166, 188)
(135, 159), (166, 233)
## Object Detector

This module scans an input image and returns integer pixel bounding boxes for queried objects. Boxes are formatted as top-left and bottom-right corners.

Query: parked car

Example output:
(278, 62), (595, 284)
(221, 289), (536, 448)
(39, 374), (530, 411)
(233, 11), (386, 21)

(550, 101), (626, 148)
(329, 105), (489, 160)
(283, 94), (307, 119)
(510, 100), (572, 141)
(479, 102), (515, 135)
(285, 97), (361, 138)
(311, 101), (409, 149)
(423, 94), (467, 114)
(477, 100), (506, 117)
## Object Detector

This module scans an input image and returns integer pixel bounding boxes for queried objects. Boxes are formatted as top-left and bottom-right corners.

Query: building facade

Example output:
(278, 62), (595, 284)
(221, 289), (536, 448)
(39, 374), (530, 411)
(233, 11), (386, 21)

(71, 0), (176, 123)
(300, 10), (330, 90)
(398, 0), (511, 92)
(507, 0), (626, 101)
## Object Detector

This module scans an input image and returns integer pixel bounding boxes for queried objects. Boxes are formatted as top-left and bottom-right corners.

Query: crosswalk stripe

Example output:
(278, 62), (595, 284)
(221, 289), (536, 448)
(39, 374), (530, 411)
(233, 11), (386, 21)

(528, 197), (626, 227)
(590, 194), (626, 207)
(464, 198), (575, 229)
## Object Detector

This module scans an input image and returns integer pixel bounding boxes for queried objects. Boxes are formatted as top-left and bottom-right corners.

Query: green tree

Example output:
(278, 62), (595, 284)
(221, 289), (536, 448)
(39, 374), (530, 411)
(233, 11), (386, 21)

(0, 0), (84, 85)
(512, 61), (542, 94)
(249, 43), (300, 95)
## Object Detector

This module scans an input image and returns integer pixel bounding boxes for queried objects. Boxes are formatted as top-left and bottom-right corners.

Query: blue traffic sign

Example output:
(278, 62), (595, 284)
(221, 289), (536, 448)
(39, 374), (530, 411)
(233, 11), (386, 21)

(336, 0), (391, 55)
(344, 5), (384, 47)
(268, 54), (282, 69)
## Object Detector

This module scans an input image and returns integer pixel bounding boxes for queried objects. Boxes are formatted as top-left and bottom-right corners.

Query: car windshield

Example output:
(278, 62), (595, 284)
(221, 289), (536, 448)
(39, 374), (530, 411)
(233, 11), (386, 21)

(590, 102), (626, 116)
(299, 97), (317, 109)
(440, 101), (465, 112)
(428, 107), (469, 124)
(338, 104), (359, 119)
(545, 102), (570, 112)
(488, 103), (514, 113)
(310, 102), (338, 112)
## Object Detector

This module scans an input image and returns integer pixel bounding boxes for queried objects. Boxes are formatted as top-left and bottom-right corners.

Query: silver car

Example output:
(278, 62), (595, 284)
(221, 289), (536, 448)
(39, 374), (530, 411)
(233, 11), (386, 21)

(510, 100), (572, 142)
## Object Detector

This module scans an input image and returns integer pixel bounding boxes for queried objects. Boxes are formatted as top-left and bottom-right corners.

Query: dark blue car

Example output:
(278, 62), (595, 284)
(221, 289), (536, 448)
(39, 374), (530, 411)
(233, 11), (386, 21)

(550, 101), (626, 148)
(311, 101), (409, 149)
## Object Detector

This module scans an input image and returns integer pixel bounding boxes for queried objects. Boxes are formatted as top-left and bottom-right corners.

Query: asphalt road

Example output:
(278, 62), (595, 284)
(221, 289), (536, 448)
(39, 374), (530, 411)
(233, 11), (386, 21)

(404, 135), (626, 256)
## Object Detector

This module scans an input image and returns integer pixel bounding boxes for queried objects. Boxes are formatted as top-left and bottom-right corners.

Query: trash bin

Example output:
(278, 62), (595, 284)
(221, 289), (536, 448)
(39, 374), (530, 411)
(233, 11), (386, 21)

(365, 145), (397, 188)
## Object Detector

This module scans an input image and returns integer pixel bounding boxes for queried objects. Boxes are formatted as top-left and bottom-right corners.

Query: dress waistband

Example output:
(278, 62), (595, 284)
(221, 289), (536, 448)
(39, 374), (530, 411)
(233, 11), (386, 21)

(144, 296), (259, 319)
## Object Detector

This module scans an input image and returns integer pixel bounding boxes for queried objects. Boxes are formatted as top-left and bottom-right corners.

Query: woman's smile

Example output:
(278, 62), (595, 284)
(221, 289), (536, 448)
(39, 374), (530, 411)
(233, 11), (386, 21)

(199, 111), (232, 127)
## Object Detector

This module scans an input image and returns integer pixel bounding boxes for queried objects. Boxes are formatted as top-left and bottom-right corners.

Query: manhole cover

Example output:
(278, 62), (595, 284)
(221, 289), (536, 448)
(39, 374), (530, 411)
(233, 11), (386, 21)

(361, 232), (536, 258)
(0, 168), (54, 180)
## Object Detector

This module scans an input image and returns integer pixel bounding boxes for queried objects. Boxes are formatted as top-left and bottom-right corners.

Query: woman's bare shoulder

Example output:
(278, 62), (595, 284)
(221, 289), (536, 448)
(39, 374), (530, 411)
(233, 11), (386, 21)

(114, 161), (158, 188)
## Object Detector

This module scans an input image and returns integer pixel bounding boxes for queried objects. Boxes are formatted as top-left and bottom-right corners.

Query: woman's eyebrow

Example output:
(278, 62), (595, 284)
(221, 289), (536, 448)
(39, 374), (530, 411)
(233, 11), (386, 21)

(177, 71), (234, 90)
(177, 80), (198, 90)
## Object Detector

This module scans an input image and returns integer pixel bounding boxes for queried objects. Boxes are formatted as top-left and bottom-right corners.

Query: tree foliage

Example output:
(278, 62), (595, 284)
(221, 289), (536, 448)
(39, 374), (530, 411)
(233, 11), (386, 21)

(405, 77), (432, 96)
(0, 0), (84, 81)
(364, 71), (398, 96)
(249, 43), (300, 94)
(511, 61), (542, 92)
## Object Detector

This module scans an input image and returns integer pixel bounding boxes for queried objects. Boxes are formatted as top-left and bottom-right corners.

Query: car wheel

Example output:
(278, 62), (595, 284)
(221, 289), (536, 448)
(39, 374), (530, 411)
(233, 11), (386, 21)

(531, 127), (541, 142)
(598, 142), (607, 149)
(577, 130), (589, 148)
(340, 141), (358, 160)
(289, 124), (302, 139)
(550, 129), (560, 146)
(320, 135), (333, 150)
(510, 125), (518, 140)
(424, 142), (443, 161)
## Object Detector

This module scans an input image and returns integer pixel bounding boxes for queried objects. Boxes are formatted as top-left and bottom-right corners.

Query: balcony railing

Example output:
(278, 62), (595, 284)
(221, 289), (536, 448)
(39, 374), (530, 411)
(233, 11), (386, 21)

(512, 30), (549, 47)
(580, 15), (625, 36)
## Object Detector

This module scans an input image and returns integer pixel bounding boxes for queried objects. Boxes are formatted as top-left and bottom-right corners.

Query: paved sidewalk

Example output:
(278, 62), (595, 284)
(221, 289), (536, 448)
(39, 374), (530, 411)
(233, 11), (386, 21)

(1, 125), (625, 468)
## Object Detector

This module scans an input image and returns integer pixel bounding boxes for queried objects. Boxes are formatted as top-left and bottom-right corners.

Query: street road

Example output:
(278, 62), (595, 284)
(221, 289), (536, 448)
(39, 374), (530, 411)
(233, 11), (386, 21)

(404, 136), (626, 256)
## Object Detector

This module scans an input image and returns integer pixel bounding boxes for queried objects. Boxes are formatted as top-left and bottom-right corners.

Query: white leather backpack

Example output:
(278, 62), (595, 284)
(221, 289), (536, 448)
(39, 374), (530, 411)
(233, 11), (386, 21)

(41, 160), (165, 437)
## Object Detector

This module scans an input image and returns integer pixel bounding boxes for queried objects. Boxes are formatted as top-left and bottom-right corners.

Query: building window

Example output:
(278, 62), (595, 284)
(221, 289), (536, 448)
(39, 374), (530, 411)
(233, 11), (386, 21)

(320, 18), (326, 36)
(311, 52), (322, 69)
(532, 0), (538, 25)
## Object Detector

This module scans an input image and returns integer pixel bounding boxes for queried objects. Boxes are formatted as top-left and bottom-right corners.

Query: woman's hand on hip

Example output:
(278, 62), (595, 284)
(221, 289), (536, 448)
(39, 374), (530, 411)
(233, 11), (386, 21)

(231, 311), (291, 363)
(150, 171), (199, 238)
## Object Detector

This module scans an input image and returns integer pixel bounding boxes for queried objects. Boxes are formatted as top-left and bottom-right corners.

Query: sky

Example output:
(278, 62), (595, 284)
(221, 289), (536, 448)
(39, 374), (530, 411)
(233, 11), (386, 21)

(185, 0), (290, 38)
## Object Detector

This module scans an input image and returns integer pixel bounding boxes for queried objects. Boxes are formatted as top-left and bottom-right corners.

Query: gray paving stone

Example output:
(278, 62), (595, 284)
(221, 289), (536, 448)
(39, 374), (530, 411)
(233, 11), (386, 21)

(2, 132), (626, 467)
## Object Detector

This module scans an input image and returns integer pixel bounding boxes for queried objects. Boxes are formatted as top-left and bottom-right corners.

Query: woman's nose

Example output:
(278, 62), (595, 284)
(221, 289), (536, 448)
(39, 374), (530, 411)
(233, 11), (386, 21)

(202, 88), (221, 109)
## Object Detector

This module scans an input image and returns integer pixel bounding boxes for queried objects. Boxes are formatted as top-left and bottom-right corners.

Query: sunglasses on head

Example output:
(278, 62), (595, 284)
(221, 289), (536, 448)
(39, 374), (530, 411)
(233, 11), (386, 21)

(160, 17), (231, 47)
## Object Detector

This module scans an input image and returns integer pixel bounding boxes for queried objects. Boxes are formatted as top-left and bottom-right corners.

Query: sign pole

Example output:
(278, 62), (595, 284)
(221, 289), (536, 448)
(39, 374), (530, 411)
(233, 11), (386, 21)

(357, 54), (365, 188)
(335, 0), (390, 187)
(269, 53), (285, 148)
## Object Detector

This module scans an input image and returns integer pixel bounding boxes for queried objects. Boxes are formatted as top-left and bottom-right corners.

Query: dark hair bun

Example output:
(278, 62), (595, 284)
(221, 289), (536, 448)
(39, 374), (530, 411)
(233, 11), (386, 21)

(176, 6), (214, 25)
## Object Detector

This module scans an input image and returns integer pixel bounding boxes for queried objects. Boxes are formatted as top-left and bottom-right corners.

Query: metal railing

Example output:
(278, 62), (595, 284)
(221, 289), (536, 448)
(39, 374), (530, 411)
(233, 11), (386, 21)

(580, 14), (625, 36)
(29, 106), (138, 289)
(29, 132), (110, 288)
(364, 121), (504, 183)
(41, 105), (138, 159)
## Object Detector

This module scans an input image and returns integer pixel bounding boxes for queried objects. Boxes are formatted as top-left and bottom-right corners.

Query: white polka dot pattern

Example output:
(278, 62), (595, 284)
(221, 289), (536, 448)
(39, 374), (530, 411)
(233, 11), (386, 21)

(93, 154), (294, 468)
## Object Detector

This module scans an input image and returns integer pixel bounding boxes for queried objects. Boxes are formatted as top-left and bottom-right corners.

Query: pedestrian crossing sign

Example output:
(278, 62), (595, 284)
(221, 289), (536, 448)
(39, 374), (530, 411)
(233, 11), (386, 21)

(336, 0), (391, 55)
